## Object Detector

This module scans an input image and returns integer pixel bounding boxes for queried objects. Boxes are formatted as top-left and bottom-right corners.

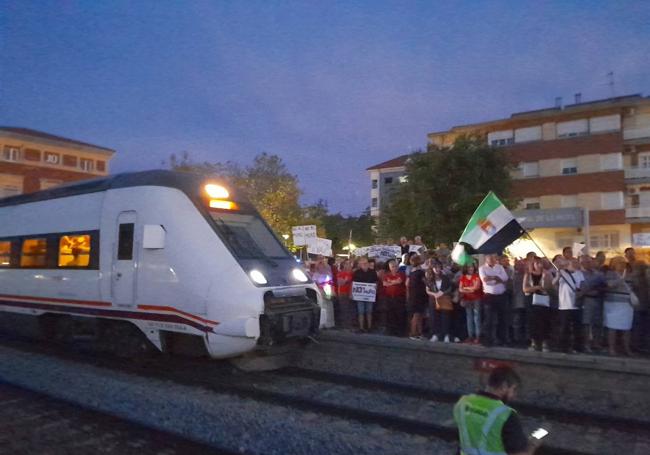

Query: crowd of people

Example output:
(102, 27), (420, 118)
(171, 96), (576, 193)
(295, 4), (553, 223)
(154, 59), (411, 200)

(307, 237), (650, 357)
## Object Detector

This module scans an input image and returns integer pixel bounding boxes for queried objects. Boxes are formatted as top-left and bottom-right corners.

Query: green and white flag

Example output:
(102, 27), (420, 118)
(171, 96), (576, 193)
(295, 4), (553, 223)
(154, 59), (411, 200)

(451, 192), (525, 266)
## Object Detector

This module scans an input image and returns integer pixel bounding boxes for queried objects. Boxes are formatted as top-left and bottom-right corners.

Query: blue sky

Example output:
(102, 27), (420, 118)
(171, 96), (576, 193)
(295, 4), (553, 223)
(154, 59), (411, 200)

(1, 1), (649, 214)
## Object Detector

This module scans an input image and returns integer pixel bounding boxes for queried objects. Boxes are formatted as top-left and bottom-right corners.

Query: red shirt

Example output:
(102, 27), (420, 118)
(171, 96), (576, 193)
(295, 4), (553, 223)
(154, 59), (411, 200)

(459, 274), (482, 301)
(337, 270), (353, 295)
(382, 272), (406, 298)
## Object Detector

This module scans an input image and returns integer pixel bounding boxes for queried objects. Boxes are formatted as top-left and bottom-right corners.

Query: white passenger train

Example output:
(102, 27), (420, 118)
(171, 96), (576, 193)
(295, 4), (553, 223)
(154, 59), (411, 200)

(0, 170), (321, 358)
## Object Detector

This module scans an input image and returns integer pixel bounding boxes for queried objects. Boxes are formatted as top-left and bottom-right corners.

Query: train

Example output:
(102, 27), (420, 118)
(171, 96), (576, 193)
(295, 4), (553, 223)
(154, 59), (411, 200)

(0, 170), (321, 359)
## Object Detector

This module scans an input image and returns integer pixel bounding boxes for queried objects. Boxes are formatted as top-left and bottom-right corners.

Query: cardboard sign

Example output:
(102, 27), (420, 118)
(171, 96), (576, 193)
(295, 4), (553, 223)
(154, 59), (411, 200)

(573, 242), (585, 258)
(307, 237), (332, 257)
(292, 225), (317, 246)
(409, 244), (424, 253)
(351, 281), (377, 302)
(352, 245), (401, 261)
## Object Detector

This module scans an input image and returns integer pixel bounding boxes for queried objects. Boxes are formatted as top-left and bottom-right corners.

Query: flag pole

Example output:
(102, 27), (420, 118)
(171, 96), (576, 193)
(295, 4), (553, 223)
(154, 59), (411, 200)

(522, 230), (559, 272)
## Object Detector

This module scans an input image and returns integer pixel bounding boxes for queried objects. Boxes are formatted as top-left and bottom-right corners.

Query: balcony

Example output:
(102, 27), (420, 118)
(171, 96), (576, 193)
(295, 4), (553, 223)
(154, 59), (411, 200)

(626, 207), (650, 219)
(625, 166), (650, 180)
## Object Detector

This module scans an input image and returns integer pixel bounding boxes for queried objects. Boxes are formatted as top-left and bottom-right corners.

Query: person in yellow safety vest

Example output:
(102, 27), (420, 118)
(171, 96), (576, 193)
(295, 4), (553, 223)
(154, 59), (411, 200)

(453, 366), (541, 455)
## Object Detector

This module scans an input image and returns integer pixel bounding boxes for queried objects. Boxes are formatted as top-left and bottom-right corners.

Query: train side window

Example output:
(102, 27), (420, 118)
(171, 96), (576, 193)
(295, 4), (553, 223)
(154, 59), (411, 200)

(117, 223), (134, 260)
(20, 238), (47, 267)
(0, 241), (10, 267)
(58, 234), (91, 267)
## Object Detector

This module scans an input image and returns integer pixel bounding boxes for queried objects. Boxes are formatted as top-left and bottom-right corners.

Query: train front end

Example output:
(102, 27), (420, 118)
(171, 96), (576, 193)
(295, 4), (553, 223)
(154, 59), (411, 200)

(193, 181), (321, 359)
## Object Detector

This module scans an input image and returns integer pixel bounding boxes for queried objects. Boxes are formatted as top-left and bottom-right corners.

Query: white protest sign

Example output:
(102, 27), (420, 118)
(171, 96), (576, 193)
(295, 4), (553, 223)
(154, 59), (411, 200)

(351, 281), (377, 302)
(573, 242), (585, 257)
(292, 225), (317, 246)
(367, 245), (402, 261)
(409, 244), (424, 253)
(307, 237), (332, 257)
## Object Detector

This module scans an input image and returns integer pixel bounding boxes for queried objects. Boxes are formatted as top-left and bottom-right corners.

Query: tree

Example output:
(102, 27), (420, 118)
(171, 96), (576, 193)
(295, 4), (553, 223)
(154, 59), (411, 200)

(167, 152), (303, 238)
(379, 136), (516, 246)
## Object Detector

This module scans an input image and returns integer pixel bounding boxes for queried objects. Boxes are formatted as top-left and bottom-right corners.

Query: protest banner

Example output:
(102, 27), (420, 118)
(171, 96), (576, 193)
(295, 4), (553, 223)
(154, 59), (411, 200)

(352, 245), (401, 261)
(307, 237), (333, 257)
(351, 281), (377, 302)
(409, 244), (424, 253)
(291, 225), (317, 246)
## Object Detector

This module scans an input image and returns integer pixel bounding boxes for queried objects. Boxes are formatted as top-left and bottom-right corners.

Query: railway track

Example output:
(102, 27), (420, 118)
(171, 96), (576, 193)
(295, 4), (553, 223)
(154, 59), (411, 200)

(1, 332), (647, 455)
(0, 381), (235, 455)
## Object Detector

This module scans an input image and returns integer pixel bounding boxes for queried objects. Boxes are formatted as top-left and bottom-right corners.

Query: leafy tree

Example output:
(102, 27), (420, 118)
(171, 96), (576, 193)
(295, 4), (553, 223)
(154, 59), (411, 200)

(379, 136), (516, 246)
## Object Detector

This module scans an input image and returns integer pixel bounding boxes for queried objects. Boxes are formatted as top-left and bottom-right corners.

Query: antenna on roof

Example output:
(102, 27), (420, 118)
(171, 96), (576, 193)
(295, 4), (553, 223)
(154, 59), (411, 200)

(574, 93), (582, 104)
(607, 71), (615, 97)
(555, 97), (563, 109)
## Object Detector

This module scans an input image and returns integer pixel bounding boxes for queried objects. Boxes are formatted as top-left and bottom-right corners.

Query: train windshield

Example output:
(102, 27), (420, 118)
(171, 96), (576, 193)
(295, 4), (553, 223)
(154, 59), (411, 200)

(209, 212), (288, 259)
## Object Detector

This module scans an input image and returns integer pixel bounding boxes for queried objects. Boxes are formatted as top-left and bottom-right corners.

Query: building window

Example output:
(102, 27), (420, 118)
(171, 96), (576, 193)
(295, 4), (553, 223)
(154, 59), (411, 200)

(639, 153), (650, 169)
(0, 241), (10, 267)
(58, 234), (91, 267)
(44, 151), (60, 165)
(525, 202), (541, 210)
(490, 137), (514, 147)
(384, 177), (393, 184)
(20, 238), (47, 268)
(600, 153), (622, 171)
(590, 232), (619, 249)
(561, 159), (578, 175)
(557, 119), (589, 138)
(80, 158), (94, 172)
(96, 160), (106, 172)
(398, 175), (408, 184)
(371, 179), (378, 189)
(601, 192), (623, 210)
(2, 146), (20, 162)
(521, 162), (539, 177)
(371, 198), (378, 208)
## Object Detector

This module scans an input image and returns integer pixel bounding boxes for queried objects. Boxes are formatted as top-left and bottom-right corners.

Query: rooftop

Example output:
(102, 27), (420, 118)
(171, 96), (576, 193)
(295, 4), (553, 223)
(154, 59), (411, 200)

(366, 154), (409, 171)
(0, 127), (115, 154)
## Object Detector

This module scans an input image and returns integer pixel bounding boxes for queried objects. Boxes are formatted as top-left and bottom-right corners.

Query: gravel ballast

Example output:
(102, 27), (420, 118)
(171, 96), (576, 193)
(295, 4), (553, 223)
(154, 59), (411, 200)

(0, 345), (454, 455)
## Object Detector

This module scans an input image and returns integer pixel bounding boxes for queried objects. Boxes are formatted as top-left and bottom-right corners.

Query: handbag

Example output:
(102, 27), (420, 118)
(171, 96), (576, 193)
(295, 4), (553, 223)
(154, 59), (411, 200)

(532, 293), (550, 307)
(435, 294), (454, 311)
(624, 282), (641, 308)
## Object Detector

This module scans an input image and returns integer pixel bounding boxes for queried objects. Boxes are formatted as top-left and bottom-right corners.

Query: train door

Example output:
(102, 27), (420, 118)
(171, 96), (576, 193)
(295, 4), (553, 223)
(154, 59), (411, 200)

(112, 211), (137, 308)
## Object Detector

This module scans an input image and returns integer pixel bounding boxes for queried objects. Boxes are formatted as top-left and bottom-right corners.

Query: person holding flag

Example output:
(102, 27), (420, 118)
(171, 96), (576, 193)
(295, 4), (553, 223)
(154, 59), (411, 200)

(451, 192), (527, 346)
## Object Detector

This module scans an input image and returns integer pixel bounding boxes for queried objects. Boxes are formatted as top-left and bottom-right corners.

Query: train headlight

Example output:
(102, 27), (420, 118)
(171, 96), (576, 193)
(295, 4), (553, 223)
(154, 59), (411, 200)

(204, 184), (229, 199)
(249, 269), (268, 285)
(292, 268), (309, 283)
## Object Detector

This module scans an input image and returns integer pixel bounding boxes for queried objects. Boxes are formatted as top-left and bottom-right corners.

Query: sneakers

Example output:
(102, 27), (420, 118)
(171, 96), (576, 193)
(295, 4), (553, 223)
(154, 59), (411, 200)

(409, 336), (424, 341)
(444, 335), (450, 343)
(454, 337), (461, 343)
(430, 335), (439, 343)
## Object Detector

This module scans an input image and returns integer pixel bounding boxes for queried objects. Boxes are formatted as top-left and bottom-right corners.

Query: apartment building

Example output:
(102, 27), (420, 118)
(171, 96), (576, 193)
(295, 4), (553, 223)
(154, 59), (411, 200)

(0, 127), (114, 198)
(368, 94), (650, 255)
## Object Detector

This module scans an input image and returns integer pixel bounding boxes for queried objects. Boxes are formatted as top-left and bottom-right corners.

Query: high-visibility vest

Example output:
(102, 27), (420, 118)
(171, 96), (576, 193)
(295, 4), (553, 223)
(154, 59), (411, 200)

(453, 393), (514, 455)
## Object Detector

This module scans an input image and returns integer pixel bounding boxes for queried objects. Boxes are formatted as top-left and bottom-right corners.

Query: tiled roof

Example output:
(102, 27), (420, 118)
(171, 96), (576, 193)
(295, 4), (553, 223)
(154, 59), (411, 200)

(366, 154), (409, 171)
(0, 127), (115, 153)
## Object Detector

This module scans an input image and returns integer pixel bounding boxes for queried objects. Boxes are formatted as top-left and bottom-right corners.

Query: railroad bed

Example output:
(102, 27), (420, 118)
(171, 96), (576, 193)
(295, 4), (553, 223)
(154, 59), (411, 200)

(1, 333), (649, 454)
(298, 330), (650, 423)
(0, 381), (231, 455)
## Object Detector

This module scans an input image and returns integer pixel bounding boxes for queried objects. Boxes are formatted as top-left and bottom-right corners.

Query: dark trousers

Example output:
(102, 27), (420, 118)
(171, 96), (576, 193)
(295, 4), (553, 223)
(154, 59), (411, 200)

(559, 309), (583, 352)
(530, 305), (550, 348)
(437, 309), (452, 338)
(385, 296), (407, 337)
(482, 293), (507, 345)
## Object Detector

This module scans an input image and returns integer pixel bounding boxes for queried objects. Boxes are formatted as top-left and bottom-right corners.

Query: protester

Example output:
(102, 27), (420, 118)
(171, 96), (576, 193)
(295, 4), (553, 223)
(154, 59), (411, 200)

(399, 236), (410, 256)
(624, 247), (649, 352)
(427, 262), (454, 343)
(413, 235), (427, 252)
(453, 366), (540, 455)
(511, 258), (528, 347)
(406, 255), (427, 340)
(479, 254), (509, 346)
(500, 255), (515, 346)
(459, 263), (482, 344)
(604, 257), (635, 356)
(351, 257), (378, 333)
(336, 260), (355, 329)
(554, 255), (585, 353)
(381, 259), (407, 336)
(523, 256), (551, 352)
(580, 255), (606, 352)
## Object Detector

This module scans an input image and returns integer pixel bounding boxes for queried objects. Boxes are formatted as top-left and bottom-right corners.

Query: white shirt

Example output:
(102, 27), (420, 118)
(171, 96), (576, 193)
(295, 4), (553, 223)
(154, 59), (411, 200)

(555, 269), (585, 310)
(479, 263), (508, 295)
